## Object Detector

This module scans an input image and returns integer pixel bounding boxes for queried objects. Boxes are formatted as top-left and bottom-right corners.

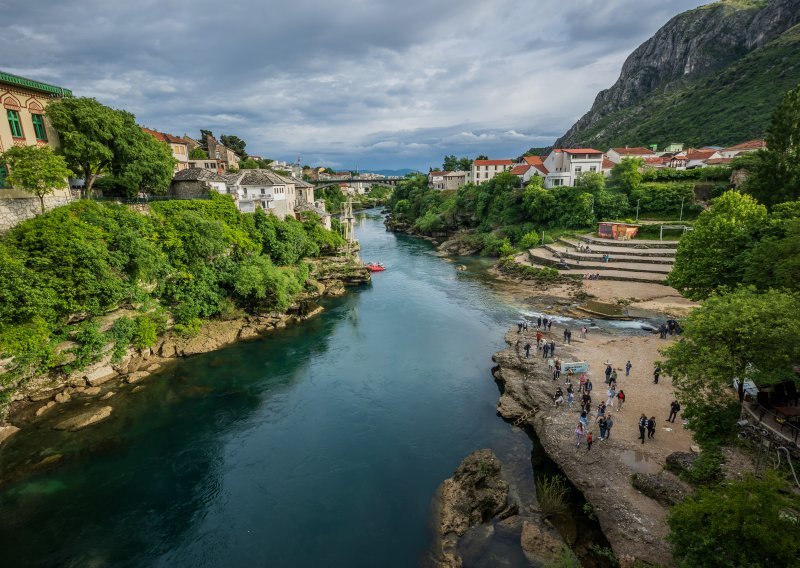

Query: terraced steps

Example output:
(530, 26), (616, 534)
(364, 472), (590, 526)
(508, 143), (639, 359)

(576, 234), (679, 250)
(559, 269), (668, 284)
(557, 237), (676, 258)
(529, 248), (672, 274)
(544, 244), (674, 265)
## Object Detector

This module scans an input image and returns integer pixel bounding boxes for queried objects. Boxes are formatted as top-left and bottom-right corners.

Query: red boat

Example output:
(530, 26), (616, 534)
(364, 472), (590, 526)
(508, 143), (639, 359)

(366, 262), (386, 272)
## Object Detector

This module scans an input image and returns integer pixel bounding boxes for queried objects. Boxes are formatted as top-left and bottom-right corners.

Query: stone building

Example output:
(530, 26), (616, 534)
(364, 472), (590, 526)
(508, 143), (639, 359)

(170, 168), (227, 199)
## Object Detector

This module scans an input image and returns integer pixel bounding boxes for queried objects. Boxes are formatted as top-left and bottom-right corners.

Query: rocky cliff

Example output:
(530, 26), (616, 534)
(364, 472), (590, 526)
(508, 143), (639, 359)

(555, 0), (800, 149)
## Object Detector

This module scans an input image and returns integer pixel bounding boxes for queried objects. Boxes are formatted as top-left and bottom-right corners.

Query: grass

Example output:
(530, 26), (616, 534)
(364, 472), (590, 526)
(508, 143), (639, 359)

(535, 475), (570, 518)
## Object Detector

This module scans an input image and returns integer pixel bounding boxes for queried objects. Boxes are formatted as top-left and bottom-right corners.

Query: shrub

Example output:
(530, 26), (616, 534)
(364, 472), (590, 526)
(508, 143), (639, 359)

(519, 230), (540, 249)
(679, 450), (724, 486)
(535, 475), (569, 518)
(133, 314), (158, 349)
(67, 322), (108, 372)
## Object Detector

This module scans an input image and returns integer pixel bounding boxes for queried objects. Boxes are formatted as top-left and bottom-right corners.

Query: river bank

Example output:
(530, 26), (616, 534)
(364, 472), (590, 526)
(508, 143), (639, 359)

(491, 322), (696, 567)
(0, 254), (371, 452)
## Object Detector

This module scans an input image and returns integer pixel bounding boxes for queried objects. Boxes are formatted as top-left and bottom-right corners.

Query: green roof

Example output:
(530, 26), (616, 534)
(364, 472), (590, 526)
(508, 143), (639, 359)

(0, 71), (72, 97)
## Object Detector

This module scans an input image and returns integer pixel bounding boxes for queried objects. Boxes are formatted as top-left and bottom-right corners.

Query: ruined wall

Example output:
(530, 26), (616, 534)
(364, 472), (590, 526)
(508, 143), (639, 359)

(0, 191), (76, 231)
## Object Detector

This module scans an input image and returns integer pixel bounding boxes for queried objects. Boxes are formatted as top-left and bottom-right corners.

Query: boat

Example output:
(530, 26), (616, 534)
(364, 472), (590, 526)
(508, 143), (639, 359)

(365, 262), (386, 272)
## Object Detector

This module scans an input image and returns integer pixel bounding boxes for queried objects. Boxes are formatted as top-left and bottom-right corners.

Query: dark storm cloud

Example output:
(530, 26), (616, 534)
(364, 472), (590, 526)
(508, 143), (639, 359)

(2, 0), (707, 169)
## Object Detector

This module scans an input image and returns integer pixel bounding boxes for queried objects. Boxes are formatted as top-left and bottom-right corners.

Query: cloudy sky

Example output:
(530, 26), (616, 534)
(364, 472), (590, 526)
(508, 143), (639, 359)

(3, 0), (707, 171)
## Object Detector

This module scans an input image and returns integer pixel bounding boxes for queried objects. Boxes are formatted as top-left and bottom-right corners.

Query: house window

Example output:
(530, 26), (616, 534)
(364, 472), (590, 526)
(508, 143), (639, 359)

(7, 110), (23, 138)
(31, 114), (47, 141)
(552, 178), (563, 187)
(261, 188), (265, 195)
(589, 166), (597, 172)
(575, 166), (582, 175)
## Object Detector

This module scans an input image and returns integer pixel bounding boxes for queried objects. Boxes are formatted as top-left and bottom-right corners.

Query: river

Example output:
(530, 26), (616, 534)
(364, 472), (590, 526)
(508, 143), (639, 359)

(1, 211), (564, 567)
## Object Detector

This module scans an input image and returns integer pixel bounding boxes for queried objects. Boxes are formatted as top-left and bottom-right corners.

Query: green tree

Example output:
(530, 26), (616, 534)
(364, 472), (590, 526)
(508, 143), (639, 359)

(220, 134), (247, 159)
(199, 130), (213, 149)
(240, 158), (261, 169)
(458, 157), (472, 171)
(742, 85), (800, 208)
(442, 155), (458, 171)
(661, 287), (800, 445)
(668, 472), (800, 568)
(476, 154), (489, 161)
(1, 146), (71, 213)
(189, 147), (207, 159)
(574, 171), (606, 194)
(46, 97), (174, 197)
(668, 191), (767, 300)
(610, 157), (643, 194)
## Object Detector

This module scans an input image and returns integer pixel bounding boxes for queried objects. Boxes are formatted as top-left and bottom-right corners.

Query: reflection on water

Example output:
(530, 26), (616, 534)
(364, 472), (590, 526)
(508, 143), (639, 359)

(619, 449), (662, 474)
(1, 211), (538, 568)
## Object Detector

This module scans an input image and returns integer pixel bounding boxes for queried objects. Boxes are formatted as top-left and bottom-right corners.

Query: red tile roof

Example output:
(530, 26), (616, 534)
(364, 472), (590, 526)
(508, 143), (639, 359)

(429, 171), (448, 176)
(704, 157), (733, 165)
(474, 159), (514, 166)
(141, 127), (189, 145)
(643, 157), (668, 165)
(602, 158), (616, 170)
(522, 155), (544, 166)
(686, 150), (719, 161)
(510, 164), (530, 175)
(532, 163), (549, 174)
(610, 147), (655, 156)
(723, 139), (766, 152)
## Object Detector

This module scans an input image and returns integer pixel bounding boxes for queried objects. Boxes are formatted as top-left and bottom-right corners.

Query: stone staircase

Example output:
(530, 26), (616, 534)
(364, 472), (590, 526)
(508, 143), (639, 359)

(527, 234), (680, 284)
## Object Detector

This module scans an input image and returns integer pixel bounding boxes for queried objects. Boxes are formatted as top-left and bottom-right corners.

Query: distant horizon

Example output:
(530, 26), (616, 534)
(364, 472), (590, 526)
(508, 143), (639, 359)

(3, 0), (708, 170)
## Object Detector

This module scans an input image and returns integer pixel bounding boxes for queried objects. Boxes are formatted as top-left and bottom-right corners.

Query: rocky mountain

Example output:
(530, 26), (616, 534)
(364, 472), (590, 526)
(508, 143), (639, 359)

(555, 0), (800, 149)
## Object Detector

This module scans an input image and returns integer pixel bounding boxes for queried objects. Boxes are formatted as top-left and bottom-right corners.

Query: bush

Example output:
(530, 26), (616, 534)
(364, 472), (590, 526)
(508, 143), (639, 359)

(133, 314), (158, 349)
(668, 472), (800, 567)
(680, 450), (724, 486)
(631, 182), (698, 215)
(519, 230), (540, 249)
(535, 475), (569, 518)
(67, 322), (108, 372)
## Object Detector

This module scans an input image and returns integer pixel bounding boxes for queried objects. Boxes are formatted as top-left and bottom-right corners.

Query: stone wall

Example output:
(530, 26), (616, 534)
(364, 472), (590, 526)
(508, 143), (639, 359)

(0, 191), (76, 232)
(170, 180), (211, 199)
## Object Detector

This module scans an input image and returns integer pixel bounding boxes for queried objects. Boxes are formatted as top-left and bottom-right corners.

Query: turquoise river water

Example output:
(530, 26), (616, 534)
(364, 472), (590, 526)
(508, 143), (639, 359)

(0, 211), (624, 567)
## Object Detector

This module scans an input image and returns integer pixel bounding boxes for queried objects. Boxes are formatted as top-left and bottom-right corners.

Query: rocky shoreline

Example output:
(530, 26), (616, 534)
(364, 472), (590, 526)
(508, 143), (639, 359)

(0, 255), (371, 447)
(491, 328), (692, 567)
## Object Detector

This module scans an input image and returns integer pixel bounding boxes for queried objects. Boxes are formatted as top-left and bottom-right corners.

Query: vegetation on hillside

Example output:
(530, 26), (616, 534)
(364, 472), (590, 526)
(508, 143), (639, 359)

(562, 23), (800, 149)
(0, 194), (345, 408)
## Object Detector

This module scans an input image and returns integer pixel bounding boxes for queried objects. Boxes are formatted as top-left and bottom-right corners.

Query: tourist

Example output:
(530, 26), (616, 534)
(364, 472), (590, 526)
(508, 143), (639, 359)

(580, 392), (591, 412)
(566, 368), (574, 384)
(548, 357), (555, 373)
(653, 366), (661, 384)
(548, 320), (553, 331)
(554, 360), (561, 380)
(543, 317), (549, 329)
(549, 340), (556, 355)
(563, 329), (569, 342)
(567, 329), (572, 344)
(567, 387), (574, 407)
(638, 414), (648, 444)
(597, 416), (607, 440)
(543, 343), (550, 358)
(575, 422), (585, 447)
(625, 360), (632, 377)
(536, 330), (543, 345)
(605, 415), (614, 440)
(537, 316), (542, 329)
(616, 389), (625, 411)
(605, 363), (612, 384)
(523, 320), (529, 332)
(647, 416), (656, 439)
(610, 368), (618, 384)
(580, 325), (587, 339)
(579, 373), (587, 393)
(586, 378), (593, 394)
(659, 324), (667, 339)
(606, 386), (616, 407)
(524, 342), (531, 358)
(517, 320), (523, 333)
(554, 388), (564, 407)
(597, 401), (606, 417)
(579, 410), (588, 429)
(586, 430), (594, 451)
(667, 400), (681, 423)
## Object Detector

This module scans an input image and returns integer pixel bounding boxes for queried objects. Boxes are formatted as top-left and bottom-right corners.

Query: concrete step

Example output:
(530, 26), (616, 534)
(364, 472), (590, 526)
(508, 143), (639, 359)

(577, 234), (679, 250)
(529, 248), (672, 274)
(556, 237), (676, 258)
(545, 244), (674, 265)
(558, 269), (668, 284)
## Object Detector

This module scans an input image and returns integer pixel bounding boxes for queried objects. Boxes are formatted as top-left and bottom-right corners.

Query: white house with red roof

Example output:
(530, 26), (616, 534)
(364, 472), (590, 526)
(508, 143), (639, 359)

(471, 158), (514, 185)
(719, 139), (767, 159)
(428, 170), (447, 189)
(605, 146), (658, 164)
(541, 148), (604, 188)
(685, 149), (722, 168)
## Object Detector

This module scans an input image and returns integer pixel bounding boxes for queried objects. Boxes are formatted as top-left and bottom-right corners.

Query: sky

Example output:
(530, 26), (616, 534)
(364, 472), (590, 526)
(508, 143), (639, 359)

(2, 0), (708, 171)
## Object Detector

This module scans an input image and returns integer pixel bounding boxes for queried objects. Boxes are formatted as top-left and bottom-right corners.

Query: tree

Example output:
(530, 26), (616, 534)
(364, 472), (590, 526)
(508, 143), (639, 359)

(668, 472), (800, 567)
(1, 146), (72, 213)
(239, 158), (261, 169)
(220, 134), (247, 159)
(458, 157), (472, 171)
(667, 191), (767, 300)
(660, 287), (800, 445)
(189, 147), (207, 159)
(574, 171), (606, 194)
(742, 85), (800, 208)
(476, 154), (489, 161)
(46, 97), (174, 197)
(442, 155), (458, 171)
(198, 130), (213, 149)
(610, 157), (643, 194)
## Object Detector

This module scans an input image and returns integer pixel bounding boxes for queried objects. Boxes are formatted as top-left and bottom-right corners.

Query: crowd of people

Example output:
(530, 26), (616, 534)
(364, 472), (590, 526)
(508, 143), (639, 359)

(516, 315), (681, 452)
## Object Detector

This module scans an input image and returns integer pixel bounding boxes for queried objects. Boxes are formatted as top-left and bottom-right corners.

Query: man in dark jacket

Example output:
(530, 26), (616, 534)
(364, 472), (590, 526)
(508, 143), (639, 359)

(667, 400), (680, 423)
(638, 414), (648, 444)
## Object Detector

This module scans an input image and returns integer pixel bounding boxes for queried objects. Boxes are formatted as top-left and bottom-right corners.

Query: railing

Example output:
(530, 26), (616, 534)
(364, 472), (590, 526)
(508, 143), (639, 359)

(744, 402), (800, 446)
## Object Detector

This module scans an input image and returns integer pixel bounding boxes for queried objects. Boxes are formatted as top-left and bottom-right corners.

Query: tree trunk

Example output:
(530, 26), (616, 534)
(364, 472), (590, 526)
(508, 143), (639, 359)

(83, 167), (95, 199)
(39, 194), (45, 214)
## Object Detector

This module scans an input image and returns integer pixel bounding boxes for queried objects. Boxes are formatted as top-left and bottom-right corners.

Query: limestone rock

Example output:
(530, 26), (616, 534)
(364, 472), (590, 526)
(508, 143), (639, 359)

(132, 386), (145, 393)
(0, 425), (19, 446)
(54, 391), (71, 404)
(54, 406), (113, 431)
(631, 471), (692, 507)
(665, 451), (697, 474)
(125, 372), (149, 384)
(100, 391), (115, 400)
(145, 363), (161, 372)
(520, 519), (564, 564)
(83, 386), (102, 396)
(84, 366), (117, 386)
(35, 401), (56, 417)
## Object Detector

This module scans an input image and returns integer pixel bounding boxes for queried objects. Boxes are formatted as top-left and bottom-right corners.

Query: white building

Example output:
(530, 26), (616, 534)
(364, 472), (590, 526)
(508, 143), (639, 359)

(541, 149), (603, 188)
(685, 149), (722, 169)
(428, 170), (447, 189)
(222, 170), (296, 218)
(471, 159), (514, 185)
(606, 147), (658, 164)
(719, 139), (767, 159)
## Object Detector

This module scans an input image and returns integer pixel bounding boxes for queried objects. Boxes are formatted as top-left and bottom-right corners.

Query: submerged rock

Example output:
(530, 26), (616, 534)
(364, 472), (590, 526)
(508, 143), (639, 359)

(53, 406), (113, 431)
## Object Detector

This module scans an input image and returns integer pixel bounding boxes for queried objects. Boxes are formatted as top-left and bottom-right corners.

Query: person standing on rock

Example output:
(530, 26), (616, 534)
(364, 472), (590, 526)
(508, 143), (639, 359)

(554, 388), (564, 406)
(638, 414), (648, 444)
(586, 430), (594, 451)
(653, 366), (661, 384)
(581, 325), (587, 339)
(597, 401), (606, 417)
(567, 329), (572, 344)
(625, 360), (632, 377)
(605, 415), (614, 440)
(667, 400), (681, 423)
(543, 343), (550, 358)
(605, 364), (612, 384)
(563, 328), (569, 342)
(579, 373), (586, 393)
(548, 320), (553, 331)
(616, 389), (626, 411)
(606, 386), (616, 407)
(586, 378), (593, 395)
(548, 357), (555, 374)
(537, 316), (542, 329)
(575, 422), (585, 447)
(647, 416), (656, 439)
(597, 416), (607, 440)
(549, 340), (555, 355)
(524, 342), (531, 358)
(567, 385), (574, 407)
(517, 320), (523, 333)
(523, 320), (529, 332)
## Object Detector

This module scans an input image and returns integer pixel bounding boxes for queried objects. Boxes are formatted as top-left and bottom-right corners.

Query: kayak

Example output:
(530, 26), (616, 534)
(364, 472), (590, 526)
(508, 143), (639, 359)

(366, 263), (385, 272)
